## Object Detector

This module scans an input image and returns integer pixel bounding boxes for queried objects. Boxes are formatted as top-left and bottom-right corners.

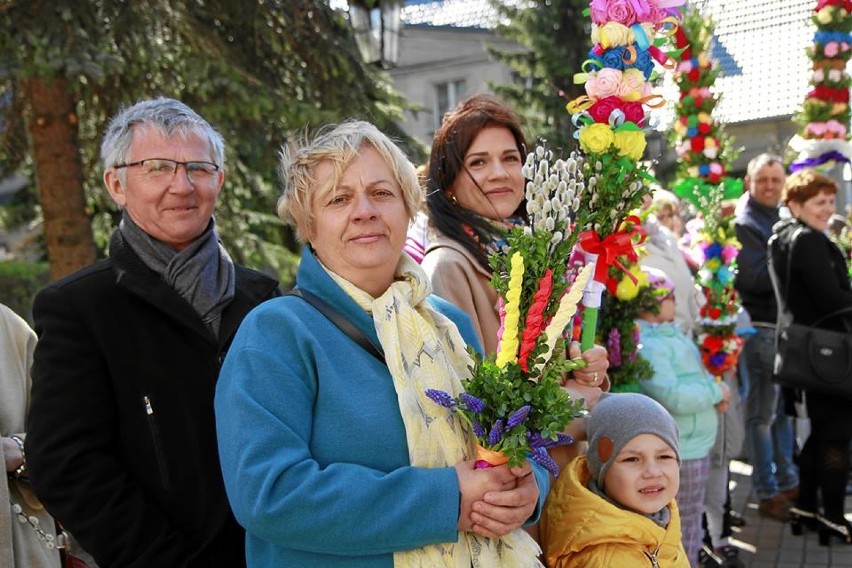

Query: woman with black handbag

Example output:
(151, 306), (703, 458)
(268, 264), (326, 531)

(769, 169), (852, 545)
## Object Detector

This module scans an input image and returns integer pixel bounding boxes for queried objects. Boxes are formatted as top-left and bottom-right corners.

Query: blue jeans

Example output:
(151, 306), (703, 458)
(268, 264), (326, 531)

(742, 326), (799, 500)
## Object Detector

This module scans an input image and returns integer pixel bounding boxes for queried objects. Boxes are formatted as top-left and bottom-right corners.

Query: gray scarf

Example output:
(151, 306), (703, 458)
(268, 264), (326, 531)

(119, 211), (236, 337)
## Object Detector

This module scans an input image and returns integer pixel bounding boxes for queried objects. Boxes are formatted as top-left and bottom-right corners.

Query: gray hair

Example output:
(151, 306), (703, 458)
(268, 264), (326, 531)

(100, 97), (225, 171)
(277, 120), (422, 243)
(746, 153), (784, 178)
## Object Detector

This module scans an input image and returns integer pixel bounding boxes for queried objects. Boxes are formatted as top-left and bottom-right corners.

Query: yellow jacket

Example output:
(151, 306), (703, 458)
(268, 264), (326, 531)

(540, 456), (689, 568)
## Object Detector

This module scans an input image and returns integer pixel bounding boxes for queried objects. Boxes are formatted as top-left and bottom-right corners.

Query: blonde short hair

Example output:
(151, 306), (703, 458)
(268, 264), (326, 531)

(277, 121), (422, 242)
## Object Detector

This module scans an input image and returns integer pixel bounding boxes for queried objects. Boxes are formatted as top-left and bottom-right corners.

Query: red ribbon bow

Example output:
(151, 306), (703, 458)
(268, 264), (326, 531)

(578, 216), (646, 283)
(815, 0), (852, 12)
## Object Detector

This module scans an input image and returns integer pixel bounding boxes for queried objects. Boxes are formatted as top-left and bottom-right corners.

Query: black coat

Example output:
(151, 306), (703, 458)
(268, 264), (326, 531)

(770, 218), (852, 416)
(26, 232), (280, 568)
(734, 196), (780, 323)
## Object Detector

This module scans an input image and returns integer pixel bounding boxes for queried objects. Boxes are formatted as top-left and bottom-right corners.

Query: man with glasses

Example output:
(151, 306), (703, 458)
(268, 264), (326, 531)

(734, 153), (799, 522)
(25, 97), (280, 567)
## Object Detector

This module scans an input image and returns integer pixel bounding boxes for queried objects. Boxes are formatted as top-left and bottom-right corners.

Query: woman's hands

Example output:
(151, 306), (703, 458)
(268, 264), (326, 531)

(2, 436), (25, 473)
(715, 381), (731, 413)
(455, 459), (539, 538)
(567, 342), (609, 390)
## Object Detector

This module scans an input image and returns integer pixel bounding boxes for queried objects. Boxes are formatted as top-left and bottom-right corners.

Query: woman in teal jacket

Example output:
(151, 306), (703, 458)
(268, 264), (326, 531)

(215, 121), (548, 567)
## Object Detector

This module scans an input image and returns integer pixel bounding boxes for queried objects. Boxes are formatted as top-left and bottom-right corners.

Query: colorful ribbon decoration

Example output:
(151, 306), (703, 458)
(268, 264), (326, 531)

(789, 149), (852, 171)
(578, 217), (646, 283)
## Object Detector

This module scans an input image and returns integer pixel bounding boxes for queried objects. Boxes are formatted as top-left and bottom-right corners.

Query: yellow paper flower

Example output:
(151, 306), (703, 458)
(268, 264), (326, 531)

(613, 130), (646, 160)
(615, 265), (649, 301)
(592, 22), (633, 48)
(816, 7), (833, 24)
(579, 123), (615, 154)
(496, 252), (524, 368)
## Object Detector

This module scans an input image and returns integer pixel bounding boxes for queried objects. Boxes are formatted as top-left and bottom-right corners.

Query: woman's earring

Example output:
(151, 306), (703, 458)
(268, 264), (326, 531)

(448, 193), (458, 205)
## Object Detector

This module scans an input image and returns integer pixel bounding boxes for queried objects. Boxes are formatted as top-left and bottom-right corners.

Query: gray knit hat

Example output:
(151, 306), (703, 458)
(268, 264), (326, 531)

(587, 393), (681, 488)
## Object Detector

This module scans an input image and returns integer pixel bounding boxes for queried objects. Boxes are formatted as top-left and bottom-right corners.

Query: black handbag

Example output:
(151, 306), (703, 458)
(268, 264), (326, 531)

(768, 227), (852, 397)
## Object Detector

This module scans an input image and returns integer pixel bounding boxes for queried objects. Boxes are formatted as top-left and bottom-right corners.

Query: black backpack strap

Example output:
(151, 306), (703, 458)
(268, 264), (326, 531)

(286, 288), (386, 364)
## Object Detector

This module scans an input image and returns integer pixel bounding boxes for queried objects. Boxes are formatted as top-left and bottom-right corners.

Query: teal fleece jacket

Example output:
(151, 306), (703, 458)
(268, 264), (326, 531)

(215, 247), (549, 567)
(637, 320), (723, 461)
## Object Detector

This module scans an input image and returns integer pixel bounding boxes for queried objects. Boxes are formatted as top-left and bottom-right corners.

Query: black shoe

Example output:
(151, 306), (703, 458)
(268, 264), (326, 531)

(699, 545), (721, 567)
(818, 516), (852, 546)
(790, 508), (820, 536)
(729, 509), (746, 528)
(715, 545), (745, 568)
(699, 544), (744, 567)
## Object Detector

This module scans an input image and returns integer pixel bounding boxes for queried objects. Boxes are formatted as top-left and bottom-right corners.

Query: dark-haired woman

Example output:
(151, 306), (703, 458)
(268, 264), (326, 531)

(416, 94), (609, 471)
(769, 169), (852, 545)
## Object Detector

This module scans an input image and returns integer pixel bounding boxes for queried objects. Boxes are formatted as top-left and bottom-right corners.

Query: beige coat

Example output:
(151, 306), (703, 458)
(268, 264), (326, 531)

(641, 225), (702, 337)
(422, 232), (501, 354)
(0, 303), (60, 567)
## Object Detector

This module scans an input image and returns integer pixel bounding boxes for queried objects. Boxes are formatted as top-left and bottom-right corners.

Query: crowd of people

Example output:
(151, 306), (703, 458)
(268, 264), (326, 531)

(2, 93), (851, 568)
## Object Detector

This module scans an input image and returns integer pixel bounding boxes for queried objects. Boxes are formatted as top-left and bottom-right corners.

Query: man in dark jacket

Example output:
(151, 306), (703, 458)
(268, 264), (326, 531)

(734, 153), (799, 522)
(25, 98), (280, 568)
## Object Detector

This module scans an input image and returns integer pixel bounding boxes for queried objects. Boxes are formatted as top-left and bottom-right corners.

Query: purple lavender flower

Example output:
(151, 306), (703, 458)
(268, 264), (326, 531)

(527, 431), (546, 449)
(530, 448), (560, 477)
(460, 393), (486, 413)
(528, 431), (574, 449)
(507, 405), (532, 429)
(425, 389), (457, 409)
(607, 328), (622, 368)
(629, 327), (640, 362)
(488, 419), (505, 446)
(554, 433), (574, 447)
(710, 352), (727, 367)
(472, 417), (487, 439)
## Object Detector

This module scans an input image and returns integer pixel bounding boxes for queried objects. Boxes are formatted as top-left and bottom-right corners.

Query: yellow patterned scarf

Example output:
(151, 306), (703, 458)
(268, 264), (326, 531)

(325, 254), (543, 567)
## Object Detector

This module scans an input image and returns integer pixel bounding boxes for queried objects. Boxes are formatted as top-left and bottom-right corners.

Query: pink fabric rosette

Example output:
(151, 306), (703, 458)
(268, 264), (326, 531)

(825, 41), (840, 57)
(827, 119), (847, 137)
(590, 0), (642, 26)
(586, 68), (623, 99)
(805, 122), (829, 137)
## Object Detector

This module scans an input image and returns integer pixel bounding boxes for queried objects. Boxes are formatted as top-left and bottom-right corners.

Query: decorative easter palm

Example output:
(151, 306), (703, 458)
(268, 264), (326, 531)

(689, 188), (744, 376)
(564, 0), (684, 348)
(595, 227), (658, 391)
(789, 0), (852, 172)
(426, 145), (592, 476)
(669, 5), (742, 207)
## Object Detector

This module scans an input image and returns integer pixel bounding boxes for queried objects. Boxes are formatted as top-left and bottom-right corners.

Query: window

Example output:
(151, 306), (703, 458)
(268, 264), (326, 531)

(434, 79), (467, 129)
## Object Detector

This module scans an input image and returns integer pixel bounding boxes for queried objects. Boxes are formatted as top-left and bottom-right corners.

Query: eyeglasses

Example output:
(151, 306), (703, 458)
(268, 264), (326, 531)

(113, 158), (220, 185)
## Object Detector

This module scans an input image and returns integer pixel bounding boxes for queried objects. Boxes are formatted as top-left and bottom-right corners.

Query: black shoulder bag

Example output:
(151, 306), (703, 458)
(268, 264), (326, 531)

(286, 288), (386, 364)
(768, 228), (852, 397)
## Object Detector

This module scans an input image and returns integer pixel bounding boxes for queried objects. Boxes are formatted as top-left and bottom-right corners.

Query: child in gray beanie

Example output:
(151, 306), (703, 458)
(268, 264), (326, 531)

(541, 393), (690, 567)
(586, 392), (681, 489)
